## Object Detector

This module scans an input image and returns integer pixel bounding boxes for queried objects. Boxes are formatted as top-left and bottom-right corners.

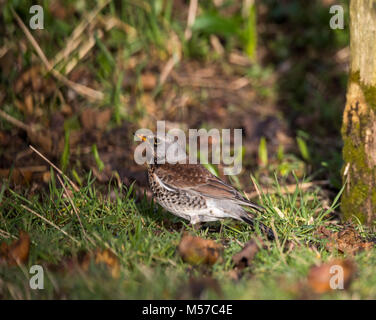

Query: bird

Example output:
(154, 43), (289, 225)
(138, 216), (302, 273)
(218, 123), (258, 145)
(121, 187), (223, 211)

(135, 132), (274, 240)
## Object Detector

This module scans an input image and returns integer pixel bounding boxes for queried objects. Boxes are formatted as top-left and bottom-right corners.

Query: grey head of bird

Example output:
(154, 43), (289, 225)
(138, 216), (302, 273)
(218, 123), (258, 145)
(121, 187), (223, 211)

(134, 131), (187, 164)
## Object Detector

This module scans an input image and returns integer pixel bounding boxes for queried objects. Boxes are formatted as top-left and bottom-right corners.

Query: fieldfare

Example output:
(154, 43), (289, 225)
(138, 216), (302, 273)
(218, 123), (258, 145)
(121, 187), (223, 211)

(135, 133), (274, 240)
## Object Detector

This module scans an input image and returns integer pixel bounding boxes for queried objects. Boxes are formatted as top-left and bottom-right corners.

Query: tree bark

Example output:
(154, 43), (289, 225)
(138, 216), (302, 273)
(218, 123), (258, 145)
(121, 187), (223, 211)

(341, 0), (376, 224)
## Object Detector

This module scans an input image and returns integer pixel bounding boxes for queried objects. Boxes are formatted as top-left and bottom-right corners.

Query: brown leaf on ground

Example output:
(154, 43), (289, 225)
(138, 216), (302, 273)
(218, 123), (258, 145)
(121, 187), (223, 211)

(24, 94), (33, 115)
(80, 249), (120, 278)
(0, 168), (33, 185)
(0, 49), (14, 77)
(93, 249), (120, 278)
(14, 66), (55, 95)
(49, 0), (75, 19)
(80, 108), (112, 130)
(28, 129), (53, 155)
(0, 131), (9, 146)
(0, 231), (30, 266)
(14, 68), (32, 93)
(80, 108), (97, 130)
(42, 171), (51, 184)
(307, 259), (356, 294)
(14, 99), (26, 113)
(178, 233), (223, 266)
(61, 104), (73, 116)
(140, 94), (159, 117)
(14, 95), (33, 115)
(232, 237), (265, 270)
(50, 249), (120, 278)
(316, 225), (374, 255)
(96, 109), (112, 130)
(140, 72), (157, 91)
(47, 251), (85, 274)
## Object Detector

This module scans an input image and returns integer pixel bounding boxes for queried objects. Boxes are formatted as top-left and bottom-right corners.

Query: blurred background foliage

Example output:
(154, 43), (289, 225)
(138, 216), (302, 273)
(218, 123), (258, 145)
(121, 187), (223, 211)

(0, 0), (349, 196)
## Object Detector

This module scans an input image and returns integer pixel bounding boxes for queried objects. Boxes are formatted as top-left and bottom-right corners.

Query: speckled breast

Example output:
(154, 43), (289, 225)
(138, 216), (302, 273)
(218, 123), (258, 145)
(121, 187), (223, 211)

(147, 167), (207, 219)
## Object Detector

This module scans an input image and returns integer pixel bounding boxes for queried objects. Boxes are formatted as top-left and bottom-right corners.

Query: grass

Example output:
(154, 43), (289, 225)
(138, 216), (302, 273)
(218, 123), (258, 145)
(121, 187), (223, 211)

(1, 171), (376, 300)
(1, 0), (373, 300)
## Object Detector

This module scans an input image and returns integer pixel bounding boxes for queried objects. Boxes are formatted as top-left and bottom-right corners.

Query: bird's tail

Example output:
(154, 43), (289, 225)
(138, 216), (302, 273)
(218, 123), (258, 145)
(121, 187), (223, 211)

(240, 214), (275, 240)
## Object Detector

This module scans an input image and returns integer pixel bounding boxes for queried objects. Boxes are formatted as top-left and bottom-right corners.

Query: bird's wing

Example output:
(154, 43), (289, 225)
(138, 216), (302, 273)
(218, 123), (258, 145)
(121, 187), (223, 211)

(153, 164), (264, 212)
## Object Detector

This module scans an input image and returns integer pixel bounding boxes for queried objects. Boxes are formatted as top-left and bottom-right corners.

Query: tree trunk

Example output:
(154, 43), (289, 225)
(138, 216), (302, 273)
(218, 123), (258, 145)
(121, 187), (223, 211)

(341, 0), (376, 224)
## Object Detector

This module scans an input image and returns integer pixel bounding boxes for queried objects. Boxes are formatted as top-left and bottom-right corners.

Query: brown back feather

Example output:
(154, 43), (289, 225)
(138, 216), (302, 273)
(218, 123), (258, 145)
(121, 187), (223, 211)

(153, 164), (248, 202)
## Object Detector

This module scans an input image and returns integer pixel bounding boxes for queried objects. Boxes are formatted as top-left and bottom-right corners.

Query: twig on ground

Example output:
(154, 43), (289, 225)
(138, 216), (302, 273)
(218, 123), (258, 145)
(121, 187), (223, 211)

(210, 35), (224, 55)
(64, 30), (103, 75)
(29, 145), (79, 192)
(0, 109), (33, 132)
(229, 77), (250, 90)
(11, 8), (104, 101)
(184, 0), (198, 40)
(159, 54), (179, 86)
(171, 72), (250, 90)
(234, 238), (245, 247)
(0, 229), (17, 239)
(159, 32), (182, 87)
(52, 0), (111, 67)
(250, 175), (262, 201)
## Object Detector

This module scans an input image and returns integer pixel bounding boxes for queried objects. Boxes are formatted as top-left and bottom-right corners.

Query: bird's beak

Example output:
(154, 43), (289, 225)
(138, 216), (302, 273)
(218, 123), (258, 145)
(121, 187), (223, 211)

(134, 132), (148, 142)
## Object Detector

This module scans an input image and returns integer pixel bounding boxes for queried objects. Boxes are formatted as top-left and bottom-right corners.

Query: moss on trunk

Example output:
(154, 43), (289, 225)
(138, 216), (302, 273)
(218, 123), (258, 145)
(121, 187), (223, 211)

(341, 1), (376, 224)
(341, 74), (376, 224)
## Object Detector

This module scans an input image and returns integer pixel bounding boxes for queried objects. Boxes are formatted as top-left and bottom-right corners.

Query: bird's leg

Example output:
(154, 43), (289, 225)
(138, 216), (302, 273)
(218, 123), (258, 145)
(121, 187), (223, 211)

(219, 220), (224, 235)
(190, 215), (202, 231)
(191, 223), (202, 231)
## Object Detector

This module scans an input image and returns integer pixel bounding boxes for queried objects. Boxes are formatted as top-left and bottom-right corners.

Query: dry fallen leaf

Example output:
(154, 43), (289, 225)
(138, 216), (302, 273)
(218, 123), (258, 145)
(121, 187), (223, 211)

(140, 72), (157, 91)
(24, 94), (33, 115)
(95, 109), (112, 130)
(316, 225), (374, 255)
(94, 249), (120, 278)
(178, 233), (223, 266)
(232, 237), (265, 270)
(307, 259), (356, 294)
(0, 231), (30, 266)
(49, 0), (75, 19)
(61, 103), (73, 116)
(140, 94), (159, 117)
(14, 66), (55, 95)
(81, 249), (120, 278)
(80, 108), (97, 130)
(28, 129), (53, 155)
(0, 168), (33, 185)
(80, 108), (112, 130)
(42, 171), (51, 184)
(49, 248), (120, 278)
